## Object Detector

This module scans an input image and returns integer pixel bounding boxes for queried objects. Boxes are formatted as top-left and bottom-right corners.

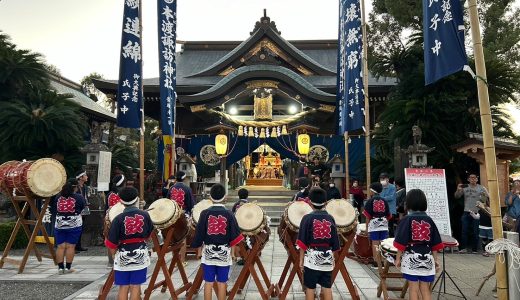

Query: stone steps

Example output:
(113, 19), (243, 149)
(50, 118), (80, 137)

(224, 187), (295, 226)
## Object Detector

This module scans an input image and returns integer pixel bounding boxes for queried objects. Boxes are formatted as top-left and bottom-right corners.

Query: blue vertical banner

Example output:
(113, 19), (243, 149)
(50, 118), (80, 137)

(117, 0), (143, 128)
(157, 0), (176, 135)
(337, 0), (365, 133)
(423, 0), (468, 85)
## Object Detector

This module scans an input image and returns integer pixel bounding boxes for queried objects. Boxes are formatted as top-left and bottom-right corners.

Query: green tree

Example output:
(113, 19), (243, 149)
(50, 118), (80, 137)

(0, 33), (49, 101)
(0, 33), (88, 176)
(0, 89), (86, 157)
(369, 0), (520, 180)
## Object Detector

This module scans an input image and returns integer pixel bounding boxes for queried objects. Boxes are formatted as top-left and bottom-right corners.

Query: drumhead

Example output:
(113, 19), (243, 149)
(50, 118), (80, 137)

(325, 199), (356, 227)
(148, 198), (177, 225)
(109, 202), (126, 222)
(287, 201), (313, 229)
(26, 158), (66, 197)
(358, 223), (367, 233)
(235, 202), (264, 232)
(192, 199), (213, 224)
(381, 238), (397, 253)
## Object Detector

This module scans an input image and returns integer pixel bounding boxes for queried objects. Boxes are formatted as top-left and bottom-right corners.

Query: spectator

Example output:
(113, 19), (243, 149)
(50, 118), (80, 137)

(349, 179), (366, 214)
(379, 173), (397, 236)
(326, 181), (341, 200)
(395, 178), (406, 219)
(504, 179), (520, 228)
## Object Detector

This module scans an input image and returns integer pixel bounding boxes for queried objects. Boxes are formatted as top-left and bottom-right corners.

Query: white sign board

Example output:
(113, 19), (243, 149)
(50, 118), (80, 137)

(405, 168), (452, 236)
(97, 151), (112, 191)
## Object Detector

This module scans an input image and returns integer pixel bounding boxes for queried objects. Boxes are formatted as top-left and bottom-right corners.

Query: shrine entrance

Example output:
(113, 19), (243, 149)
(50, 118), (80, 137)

(244, 144), (284, 186)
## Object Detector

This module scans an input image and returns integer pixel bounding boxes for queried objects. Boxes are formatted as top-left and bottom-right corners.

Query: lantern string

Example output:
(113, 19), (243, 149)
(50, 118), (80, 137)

(211, 109), (311, 127)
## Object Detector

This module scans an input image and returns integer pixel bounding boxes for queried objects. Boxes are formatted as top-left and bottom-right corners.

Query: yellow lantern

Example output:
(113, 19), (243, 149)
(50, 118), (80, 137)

(281, 125), (288, 135)
(259, 128), (266, 138)
(271, 127), (277, 137)
(238, 126), (243, 136)
(248, 127), (254, 137)
(215, 134), (228, 155)
(297, 133), (310, 155)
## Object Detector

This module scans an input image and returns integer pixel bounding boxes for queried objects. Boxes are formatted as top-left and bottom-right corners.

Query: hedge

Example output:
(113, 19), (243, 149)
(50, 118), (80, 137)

(0, 222), (29, 250)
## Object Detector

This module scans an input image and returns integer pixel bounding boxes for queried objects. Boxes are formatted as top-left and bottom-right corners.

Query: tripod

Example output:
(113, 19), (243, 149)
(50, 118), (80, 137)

(432, 241), (467, 300)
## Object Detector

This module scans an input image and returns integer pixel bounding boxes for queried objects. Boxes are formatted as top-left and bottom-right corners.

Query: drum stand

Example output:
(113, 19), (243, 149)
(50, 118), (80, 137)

(331, 231), (360, 300)
(0, 191), (56, 274)
(277, 229), (305, 300)
(228, 231), (276, 300)
(186, 231), (275, 300)
(98, 229), (192, 300)
(377, 249), (408, 300)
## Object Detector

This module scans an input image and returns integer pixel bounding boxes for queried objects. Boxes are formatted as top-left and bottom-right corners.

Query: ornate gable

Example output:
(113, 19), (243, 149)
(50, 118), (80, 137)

(191, 11), (335, 77)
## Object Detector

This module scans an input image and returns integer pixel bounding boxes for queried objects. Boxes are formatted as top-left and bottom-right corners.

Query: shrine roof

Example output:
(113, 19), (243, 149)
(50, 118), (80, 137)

(183, 65), (335, 104)
(50, 75), (116, 123)
(452, 132), (520, 153)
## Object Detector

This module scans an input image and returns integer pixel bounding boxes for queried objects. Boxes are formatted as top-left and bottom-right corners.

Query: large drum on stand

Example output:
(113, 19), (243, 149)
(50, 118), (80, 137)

(353, 223), (373, 259)
(235, 202), (270, 250)
(186, 199), (213, 247)
(148, 198), (189, 245)
(0, 158), (66, 198)
(278, 201), (313, 248)
(325, 199), (358, 233)
(103, 202), (127, 238)
(380, 238), (398, 265)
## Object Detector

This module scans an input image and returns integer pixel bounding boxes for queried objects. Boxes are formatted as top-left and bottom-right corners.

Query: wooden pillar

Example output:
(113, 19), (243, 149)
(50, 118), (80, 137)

(467, 0), (507, 298)
(220, 157), (226, 187)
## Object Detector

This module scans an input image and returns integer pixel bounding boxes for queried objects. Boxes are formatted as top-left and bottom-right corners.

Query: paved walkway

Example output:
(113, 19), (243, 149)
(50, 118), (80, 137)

(0, 228), (500, 299)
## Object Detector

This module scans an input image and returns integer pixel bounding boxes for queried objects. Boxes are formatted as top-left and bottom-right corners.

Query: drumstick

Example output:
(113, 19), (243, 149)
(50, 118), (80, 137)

(146, 207), (155, 211)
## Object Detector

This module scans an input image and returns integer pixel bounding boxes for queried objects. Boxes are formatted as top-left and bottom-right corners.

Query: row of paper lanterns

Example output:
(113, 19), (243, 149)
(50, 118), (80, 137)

(236, 125), (289, 138)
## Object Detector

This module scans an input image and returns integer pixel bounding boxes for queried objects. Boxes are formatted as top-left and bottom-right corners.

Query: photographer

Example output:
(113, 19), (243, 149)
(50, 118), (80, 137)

(454, 173), (489, 254)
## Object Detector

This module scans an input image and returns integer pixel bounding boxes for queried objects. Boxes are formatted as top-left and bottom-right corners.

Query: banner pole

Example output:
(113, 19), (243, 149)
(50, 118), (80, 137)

(467, 0), (506, 298)
(138, 0), (145, 207)
(360, 0), (371, 195)
(344, 131), (350, 197)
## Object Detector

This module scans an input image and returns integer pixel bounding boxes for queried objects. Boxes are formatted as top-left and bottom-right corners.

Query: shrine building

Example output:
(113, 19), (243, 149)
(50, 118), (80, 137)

(92, 13), (395, 188)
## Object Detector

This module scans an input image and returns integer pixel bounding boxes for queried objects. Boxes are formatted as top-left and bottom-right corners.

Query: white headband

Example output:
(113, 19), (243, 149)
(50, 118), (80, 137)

(310, 201), (326, 207)
(211, 195), (226, 203)
(76, 171), (87, 179)
(116, 175), (125, 186)
(121, 196), (139, 205)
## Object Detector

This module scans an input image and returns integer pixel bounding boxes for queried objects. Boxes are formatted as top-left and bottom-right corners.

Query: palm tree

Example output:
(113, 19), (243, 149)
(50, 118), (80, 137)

(0, 32), (49, 101)
(0, 89), (87, 163)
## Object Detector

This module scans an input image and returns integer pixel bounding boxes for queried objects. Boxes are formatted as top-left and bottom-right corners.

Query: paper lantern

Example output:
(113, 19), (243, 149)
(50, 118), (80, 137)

(248, 126), (254, 137)
(281, 125), (288, 135)
(215, 134), (228, 155)
(238, 126), (243, 136)
(259, 128), (266, 138)
(297, 133), (310, 155)
(271, 127), (277, 137)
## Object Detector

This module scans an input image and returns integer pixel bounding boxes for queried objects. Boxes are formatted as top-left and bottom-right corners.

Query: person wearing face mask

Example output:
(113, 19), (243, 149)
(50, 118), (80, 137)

(326, 181), (341, 200)
(379, 173), (397, 237)
(349, 179), (366, 215)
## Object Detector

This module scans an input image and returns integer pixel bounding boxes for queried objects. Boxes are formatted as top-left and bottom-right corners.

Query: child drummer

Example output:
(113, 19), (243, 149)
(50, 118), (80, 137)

(363, 182), (391, 269)
(394, 189), (443, 300)
(105, 187), (154, 300)
(191, 183), (244, 300)
(50, 178), (86, 274)
(296, 187), (340, 300)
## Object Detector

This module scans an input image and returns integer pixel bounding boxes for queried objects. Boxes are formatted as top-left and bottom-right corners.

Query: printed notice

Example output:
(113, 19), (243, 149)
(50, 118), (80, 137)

(97, 151), (112, 191)
(405, 168), (452, 236)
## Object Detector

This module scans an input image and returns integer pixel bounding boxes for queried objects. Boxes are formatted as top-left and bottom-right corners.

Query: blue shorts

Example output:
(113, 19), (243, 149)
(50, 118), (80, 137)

(202, 264), (230, 283)
(403, 273), (435, 282)
(115, 268), (147, 285)
(54, 227), (82, 245)
(479, 228), (493, 239)
(369, 231), (388, 241)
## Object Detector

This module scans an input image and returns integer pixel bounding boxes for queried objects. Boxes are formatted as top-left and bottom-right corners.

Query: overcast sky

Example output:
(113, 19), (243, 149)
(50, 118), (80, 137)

(0, 0), (352, 82)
